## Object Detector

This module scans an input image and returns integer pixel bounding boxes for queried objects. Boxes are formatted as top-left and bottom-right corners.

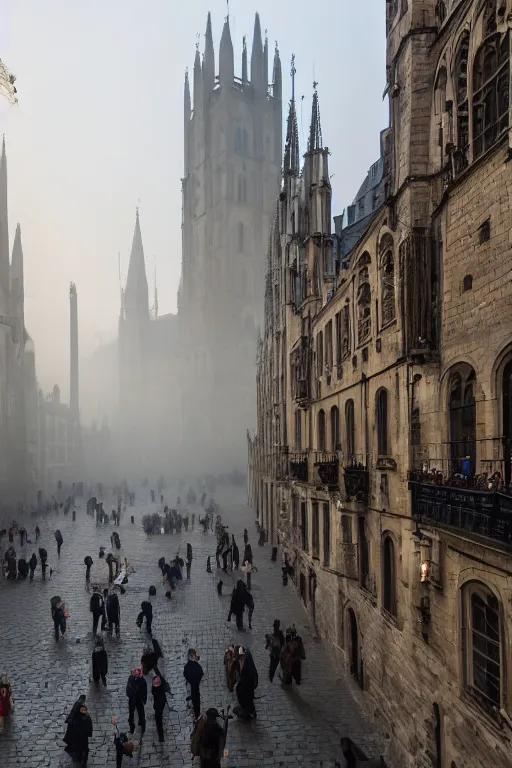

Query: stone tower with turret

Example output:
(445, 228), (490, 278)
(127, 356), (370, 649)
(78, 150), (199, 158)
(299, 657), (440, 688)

(179, 11), (282, 471)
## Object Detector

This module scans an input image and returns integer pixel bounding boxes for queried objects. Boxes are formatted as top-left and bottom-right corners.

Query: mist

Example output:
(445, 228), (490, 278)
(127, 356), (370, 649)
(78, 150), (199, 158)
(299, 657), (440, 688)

(0, 0), (387, 488)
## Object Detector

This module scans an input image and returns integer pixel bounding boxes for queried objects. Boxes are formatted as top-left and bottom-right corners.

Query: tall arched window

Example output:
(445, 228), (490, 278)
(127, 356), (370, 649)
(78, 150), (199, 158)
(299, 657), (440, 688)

(357, 253), (372, 345)
(455, 33), (470, 156)
(435, 1), (447, 26)
(376, 388), (389, 457)
(379, 234), (396, 327)
(295, 409), (302, 450)
(330, 405), (340, 452)
(318, 409), (326, 452)
(345, 399), (355, 459)
(473, 19), (509, 159)
(448, 364), (476, 474)
(316, 332), (324, 377)
(382, 535), (397, 616)
(462, 582), (503, 710)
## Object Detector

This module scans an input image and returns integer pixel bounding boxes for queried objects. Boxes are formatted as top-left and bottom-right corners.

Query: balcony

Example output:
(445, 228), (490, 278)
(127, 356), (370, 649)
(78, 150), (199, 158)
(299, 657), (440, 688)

(343, 456), (370, 503)
(409, 481), (512, 548)
(313, 452), (339, 490)
(289, 452), (309, 483)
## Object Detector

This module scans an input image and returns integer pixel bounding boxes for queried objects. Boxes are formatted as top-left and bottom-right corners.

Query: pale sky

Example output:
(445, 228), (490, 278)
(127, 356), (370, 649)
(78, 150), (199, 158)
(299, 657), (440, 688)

(0, 0), (387, 399)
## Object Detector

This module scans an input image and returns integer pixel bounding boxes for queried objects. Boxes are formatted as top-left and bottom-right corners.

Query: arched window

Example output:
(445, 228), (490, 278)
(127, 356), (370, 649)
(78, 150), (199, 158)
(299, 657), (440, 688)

(379, 234), (396, 326)
(448, 364), (476, 474)
(318, 409), (326, 452)
(382, 535), (397, 616)
(345, 399), (355, 459)
(434, 66), (447, 117)
(237, 222), (244, 253)
(473, 19), (509, 159)
(435, 1), (447, 26)
(295, 409), (302, 449)
(376, 389), (389, 457)
(316, 331), (324, 377)
(455, 33), (470, 156)
(330, 405), (340, 451)
(357, 253), (371, 345)
(462, 582), (503, 710)
(462, 274), (473, 291)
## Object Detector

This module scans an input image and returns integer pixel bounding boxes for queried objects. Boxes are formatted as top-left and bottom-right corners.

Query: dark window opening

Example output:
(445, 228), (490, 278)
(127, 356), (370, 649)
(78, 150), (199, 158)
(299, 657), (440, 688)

(342, 515), (352, 544)
(295, 409), (302, 449)
(301, 501), (308, 552)
(331, 405), (340, 451)
(463, 274), (473, 292)
(312, 502), (320, 558)
(463, 583), (502, 709)
(317, 409), (326, 452)
(479, 219), (491, 243)
(435, 1), (447, 26)
(323, 503), (330, 566)
(383, 535), (397, 616)
(377, 388), (389, 456)
(449, 364), (476, 474)
(346, 399), (355, 459)
(473, 31), (509, 160)
(358, 516), (369, 589)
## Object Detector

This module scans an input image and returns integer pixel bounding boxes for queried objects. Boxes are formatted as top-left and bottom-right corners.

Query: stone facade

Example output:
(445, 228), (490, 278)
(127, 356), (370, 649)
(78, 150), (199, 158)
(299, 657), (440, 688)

(249, 2), (512, 766)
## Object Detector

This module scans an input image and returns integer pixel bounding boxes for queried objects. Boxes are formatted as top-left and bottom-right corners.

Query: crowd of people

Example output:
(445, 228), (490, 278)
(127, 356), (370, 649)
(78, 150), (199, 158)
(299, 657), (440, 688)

(0, 479), (307, 767)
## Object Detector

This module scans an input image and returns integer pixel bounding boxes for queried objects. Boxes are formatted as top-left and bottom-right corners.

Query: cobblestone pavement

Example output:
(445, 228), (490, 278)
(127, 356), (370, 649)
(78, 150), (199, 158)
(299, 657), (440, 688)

(0, 486), (384, 768)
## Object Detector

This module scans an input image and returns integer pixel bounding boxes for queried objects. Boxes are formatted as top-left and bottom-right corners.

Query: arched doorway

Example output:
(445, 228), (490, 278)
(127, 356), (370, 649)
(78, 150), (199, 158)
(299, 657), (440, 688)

(348, 608), (362, 686)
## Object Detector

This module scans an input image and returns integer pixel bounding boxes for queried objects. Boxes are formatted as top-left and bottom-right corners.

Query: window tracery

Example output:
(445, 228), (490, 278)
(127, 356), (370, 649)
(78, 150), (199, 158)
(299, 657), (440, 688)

(379, 234), (396, 327)
(473, 28), (509, 159)
(435, 1), (447, 26)
(342, 302), (351, 360)
(462, 582), (503, 711)
(357, 253), (372, 345)
(455, 33), (470, 157)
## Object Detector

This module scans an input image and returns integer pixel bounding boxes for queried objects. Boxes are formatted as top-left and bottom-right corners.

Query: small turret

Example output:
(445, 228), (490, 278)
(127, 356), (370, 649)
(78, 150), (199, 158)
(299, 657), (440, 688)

(284, 56), (299, 175)
(203, 12), (215, 95)
(273, 44), (281, 100)
(219, 17), (234, 86)
(263, 35), (269, 92)
(251, 13), (264, 91)
(242, 36), (248, 85)
(193, 47), (203, 112)
(124, 208), (149, 320)
(184, 69), (191, 120)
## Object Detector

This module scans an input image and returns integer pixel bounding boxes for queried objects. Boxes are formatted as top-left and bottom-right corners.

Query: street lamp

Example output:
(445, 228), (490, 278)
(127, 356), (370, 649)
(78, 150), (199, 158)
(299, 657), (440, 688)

(0, 59), (18, 104)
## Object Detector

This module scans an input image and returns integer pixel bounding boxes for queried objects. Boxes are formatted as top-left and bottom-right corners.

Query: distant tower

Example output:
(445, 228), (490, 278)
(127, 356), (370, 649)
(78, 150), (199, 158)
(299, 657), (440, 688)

(180, 12), (283, 471)
(69, 282), (79, 419)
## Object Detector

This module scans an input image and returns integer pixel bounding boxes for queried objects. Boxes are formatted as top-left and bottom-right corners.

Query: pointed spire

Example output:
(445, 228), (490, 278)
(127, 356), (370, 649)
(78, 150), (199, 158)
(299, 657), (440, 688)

(308, 83), (323, 152)
(124, 208), (149, 319)
(284, 55), (299, 174)
(263, 34), (269, 92)
(10, 223), (24, 355)
(193, 46), (203, 110)
(251, 13), (264, 91)
(273, 43), (282, 100)
(203, 12), (215, 94)
(242, 36), (248, 84)
(10, 222), (23, 285)
(219, 16), (234, 85)
(0, 135), (9, 299)
(184, 68), (191, 119)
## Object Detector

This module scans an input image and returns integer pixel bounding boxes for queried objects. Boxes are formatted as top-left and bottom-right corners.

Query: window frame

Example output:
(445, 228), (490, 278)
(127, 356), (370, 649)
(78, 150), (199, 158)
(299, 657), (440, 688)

(382, 534), (397, 617)
(376, 388), (390, 457)
(322, 502), (330, 566)
(312, 501), (320, 559)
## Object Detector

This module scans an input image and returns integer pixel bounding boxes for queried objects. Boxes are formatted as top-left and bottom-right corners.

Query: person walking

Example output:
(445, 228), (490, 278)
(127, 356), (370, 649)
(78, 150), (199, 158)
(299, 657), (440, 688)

(228, 580), (248, 631)
(265, 619), (285, 682)
(126, 668), (146, 739)
(84, 556), (93, 583)
(151, 675), (167, 742)
(64, 700), (92, 767)
(55, 529), (63, 558)
(89, 587), (105, 635)
(51, 596), (67, 641)
(186, 543), (193, 579)
(280, 624), (306, 685)
(106, 589), (121, 636)
(242, 544), (253, 590)
(136, 600), (153, 635)
(28, 552), (37, 582)
(231, 535), (240, 570)
(183, 648), (204, 720)
(91, 636), (108, 686)
(35, 526), (40, 541)
(39, 547), (48, 580)
(235, 647), (258, 720)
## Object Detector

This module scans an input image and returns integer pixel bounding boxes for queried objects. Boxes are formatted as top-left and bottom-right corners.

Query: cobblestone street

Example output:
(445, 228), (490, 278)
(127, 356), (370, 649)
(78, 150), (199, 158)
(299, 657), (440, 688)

(0, 487), (383, 767)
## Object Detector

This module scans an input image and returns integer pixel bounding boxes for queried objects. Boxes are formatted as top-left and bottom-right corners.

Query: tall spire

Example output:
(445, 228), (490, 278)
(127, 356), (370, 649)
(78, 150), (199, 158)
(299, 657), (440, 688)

(242, 36), (248, 84)
(284, 55), (299, 174)
(69, 281), (79, 419)
(203, 12), (215, 94)
(263, 34), (269, 91)
(219, 16), (234, 85)
(193, 45), (203, 111)
(124, 208), (149, 319)
(0, 136), (9, 301)
(273, 44), (282, 100)
(184, 68), (191, 120)
(251, 13), (264, 91)
(308, 83), (323, 152)
(10, 223), (24, 356)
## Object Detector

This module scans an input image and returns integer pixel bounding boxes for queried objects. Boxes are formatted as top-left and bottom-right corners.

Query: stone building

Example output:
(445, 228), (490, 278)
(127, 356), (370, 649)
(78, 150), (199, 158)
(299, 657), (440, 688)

(249, 2), (512, 766)
(115, 12), (282, 478)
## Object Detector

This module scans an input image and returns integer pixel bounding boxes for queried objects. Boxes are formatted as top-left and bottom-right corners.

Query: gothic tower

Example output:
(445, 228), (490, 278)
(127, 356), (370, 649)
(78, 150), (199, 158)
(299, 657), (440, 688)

(180, 11), (283, 471)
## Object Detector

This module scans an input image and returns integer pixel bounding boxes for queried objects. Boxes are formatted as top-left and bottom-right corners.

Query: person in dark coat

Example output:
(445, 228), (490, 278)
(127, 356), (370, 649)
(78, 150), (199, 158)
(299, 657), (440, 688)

(231, 536), (240, 569)
(243, 528), (248, 545)
(186, 543), (193, 579)
(183, 648), (203, 720)
(28, 552), (37, 582)
(64, 700), (92, 767)
(126, 668), (146, 738)
(136, 601), (153, 634)
(51, 597), (67, 641)
(106, 590), (121, 636)
(151, 676), (167, 742)
(84, 556), (93, 583)
(235, 648), (258, 719)
(280, 624), (306, 685)
(35, 526), (40, 541)
(228, 580), (247, 631)
(39, 547), (48, 580)
(55, 530), (63, 558)
(191, 707), (225, 768)
(89, 587), (105, 635)
(265, 619), (285, 682)
(91, 636), (108, 686)
(245, 591), (254, 630)
(17, 558), (29, 580)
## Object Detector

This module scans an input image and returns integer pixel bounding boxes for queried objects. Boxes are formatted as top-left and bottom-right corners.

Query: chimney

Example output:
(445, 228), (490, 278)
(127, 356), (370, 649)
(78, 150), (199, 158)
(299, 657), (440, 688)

(69, 282), (79, 419)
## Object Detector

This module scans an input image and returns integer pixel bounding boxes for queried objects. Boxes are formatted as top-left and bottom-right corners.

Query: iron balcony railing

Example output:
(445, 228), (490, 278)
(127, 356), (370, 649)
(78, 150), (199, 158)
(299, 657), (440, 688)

(289, 452), (309, 483)
(409, 481), (512, 547)
(313, 452), (339, 489)
(343, 454), (370, 503)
